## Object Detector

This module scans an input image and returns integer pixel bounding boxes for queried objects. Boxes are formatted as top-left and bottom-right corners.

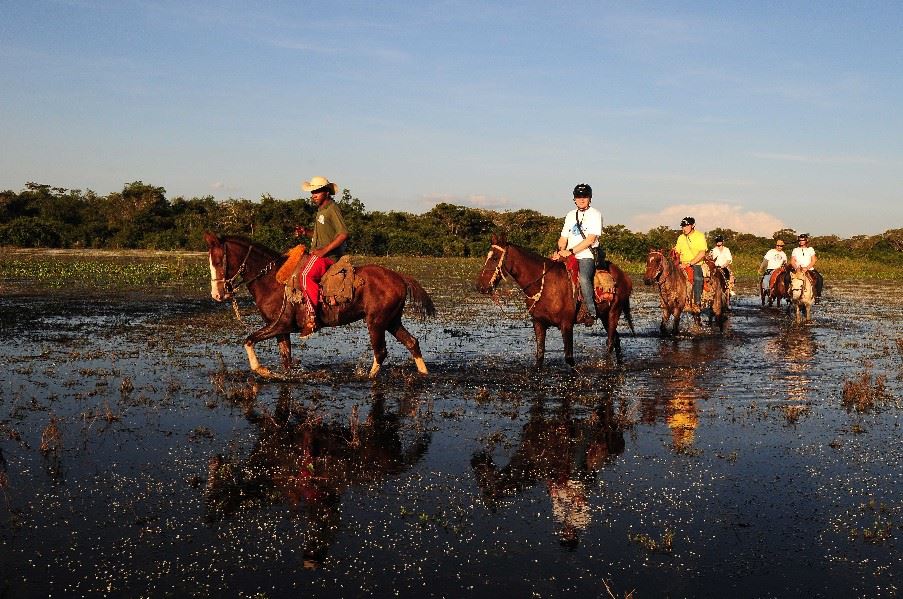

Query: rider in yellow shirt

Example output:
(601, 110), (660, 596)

(674, 216), (707, 305)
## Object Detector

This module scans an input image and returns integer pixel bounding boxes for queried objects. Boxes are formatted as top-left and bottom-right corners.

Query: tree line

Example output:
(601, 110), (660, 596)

(2, 181), (901, 263)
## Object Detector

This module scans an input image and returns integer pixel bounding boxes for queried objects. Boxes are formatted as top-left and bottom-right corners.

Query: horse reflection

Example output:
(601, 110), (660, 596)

(766, 326), (816, 403)
(639, 341), (713, 452)
(470, 398), (626, 547)
(205, 386), (431, 568)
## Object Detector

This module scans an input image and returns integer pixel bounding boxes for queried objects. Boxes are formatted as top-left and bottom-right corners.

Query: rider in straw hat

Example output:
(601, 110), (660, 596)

(295, 176), (349, 260)
(291, 176), (350, 335)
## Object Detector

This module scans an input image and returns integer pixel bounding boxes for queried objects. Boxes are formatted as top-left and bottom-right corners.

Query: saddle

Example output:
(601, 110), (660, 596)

(320, 255), (363, 306)
(566, 255), (616, 304)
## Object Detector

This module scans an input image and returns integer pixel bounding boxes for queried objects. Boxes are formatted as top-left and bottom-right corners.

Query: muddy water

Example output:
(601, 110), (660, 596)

(1, 278), (902, 597)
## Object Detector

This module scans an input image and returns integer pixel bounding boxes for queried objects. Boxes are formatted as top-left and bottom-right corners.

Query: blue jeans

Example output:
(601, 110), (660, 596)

(692, 264), (703, 304)
(578, 258), (595, 309)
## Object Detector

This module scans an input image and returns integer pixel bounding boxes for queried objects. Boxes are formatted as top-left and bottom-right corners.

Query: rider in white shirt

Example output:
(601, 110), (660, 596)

(552, 183), (603, 326)
(789, 233), (823, 301)
(760, 239), (788, 291)
(709, 235), (735, 296)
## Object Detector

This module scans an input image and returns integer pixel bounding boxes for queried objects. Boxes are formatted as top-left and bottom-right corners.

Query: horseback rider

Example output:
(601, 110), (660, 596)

(551, 183), (602, 326)
(294, 176), (349, 260)
(789, 233), (823, 302)
(292, 176), (350, 334)
(709, 235), (735, 297)
(760, 239), (787, 289)
(674, 216), (707, 306)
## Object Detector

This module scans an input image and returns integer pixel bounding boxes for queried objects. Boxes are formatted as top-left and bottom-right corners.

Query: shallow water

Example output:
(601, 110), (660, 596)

(1, 277), (901, 597)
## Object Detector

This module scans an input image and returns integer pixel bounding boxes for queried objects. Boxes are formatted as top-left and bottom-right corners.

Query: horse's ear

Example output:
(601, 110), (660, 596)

(203, 231), (220, 248)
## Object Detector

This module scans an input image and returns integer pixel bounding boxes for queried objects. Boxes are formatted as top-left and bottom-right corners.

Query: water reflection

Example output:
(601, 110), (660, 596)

(471, 397), (626, 547)
(766, 326), (817, 403)
(204, 384), (431, 569)
(640, 341), (713, 452)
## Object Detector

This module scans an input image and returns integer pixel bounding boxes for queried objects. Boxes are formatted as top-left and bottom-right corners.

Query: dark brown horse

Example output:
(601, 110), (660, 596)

(204, 232), (435, 379)
(765, 265), (789, 308)
(643, 249), (728, 335)
(476, 233), (634, 367)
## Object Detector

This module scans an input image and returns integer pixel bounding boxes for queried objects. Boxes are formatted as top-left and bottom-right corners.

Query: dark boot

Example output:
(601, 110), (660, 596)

(576, 303), (595, 327)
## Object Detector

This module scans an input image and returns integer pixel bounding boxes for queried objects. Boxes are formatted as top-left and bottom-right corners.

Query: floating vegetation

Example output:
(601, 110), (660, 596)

(842, 367), (894, 413)
(628, 527), (675, 554)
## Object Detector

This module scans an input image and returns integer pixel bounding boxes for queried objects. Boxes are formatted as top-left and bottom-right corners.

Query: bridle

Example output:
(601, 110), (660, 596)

(212, 239), (278, 297)
(482, 243), (547, 314)
(481, 244), (509, 292)
(646, 250), (667, 284)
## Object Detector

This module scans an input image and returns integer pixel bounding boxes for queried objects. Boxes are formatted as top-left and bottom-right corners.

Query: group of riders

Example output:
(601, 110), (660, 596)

(292, 175), (823, 332)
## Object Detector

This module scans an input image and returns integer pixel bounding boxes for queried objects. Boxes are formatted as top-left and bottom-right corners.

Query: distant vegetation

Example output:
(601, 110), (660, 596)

(2, 182), (901, 266)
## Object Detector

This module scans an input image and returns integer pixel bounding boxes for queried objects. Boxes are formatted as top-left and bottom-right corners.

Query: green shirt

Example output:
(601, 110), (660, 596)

(312, 201), (348, 260)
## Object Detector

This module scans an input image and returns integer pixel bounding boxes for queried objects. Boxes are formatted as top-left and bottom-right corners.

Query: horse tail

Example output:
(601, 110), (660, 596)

(400, 274), (436, 320)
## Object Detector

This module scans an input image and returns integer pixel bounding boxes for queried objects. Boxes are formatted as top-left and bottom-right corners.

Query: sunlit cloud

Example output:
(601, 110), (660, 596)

(630, 203), (786, 237)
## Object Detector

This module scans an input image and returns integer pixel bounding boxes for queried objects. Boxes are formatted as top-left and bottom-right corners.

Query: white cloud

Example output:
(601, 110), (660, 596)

(629, 202), (785, 237)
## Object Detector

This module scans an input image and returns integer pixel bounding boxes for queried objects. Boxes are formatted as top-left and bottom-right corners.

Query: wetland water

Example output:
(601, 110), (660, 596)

(1, 268), (902, 597)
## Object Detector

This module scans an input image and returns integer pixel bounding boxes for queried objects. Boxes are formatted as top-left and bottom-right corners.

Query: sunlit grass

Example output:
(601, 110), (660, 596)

(1, 247), (901, 295)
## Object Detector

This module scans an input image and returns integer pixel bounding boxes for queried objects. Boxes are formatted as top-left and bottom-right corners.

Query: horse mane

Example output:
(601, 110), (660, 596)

(506, 242), (562, 268)
(221, 235), (284, 260)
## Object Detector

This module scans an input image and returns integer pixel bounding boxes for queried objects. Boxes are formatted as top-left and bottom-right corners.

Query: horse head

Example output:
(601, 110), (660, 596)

(204, 231), (231, 301)
(643, 249), (665, 285)
(476, 233), (509, 294)
(789, 270), (813, 304)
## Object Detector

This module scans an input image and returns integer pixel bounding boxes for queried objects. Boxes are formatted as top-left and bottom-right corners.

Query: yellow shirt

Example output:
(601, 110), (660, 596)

(675, 230), (707, 265)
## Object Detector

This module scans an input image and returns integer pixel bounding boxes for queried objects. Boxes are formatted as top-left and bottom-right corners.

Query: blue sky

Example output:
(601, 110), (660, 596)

(2, 1), (901, 236)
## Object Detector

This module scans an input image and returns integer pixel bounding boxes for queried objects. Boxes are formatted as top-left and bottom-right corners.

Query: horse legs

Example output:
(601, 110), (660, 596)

(660, 307), (670, 337)
(561, 324), (575, 367)
(671, 310), (682, 337)
(533, 320), (547, 369)
(366, 324), (389, 379)
(277, 334), (292, 370)
(603, 308), (621, 360)
(387, 318), (429, 375)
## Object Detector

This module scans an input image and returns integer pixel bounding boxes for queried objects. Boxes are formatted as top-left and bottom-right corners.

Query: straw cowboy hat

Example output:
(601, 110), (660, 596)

(302, 176), (338, 195)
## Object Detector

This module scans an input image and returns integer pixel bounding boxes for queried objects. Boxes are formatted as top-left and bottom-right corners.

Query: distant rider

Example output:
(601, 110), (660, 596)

(709, 235), (735, 297)
(759, 239), (788, 290)
(674, 216), (707, 306)
(789, 233), (823, 301)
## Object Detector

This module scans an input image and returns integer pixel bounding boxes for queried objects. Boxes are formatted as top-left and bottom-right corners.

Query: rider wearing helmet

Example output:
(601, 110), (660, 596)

(552, 183), (602, 326)
(674, 216), (707, 306)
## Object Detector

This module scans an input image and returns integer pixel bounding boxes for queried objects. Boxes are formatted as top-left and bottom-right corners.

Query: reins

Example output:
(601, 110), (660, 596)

(484, 244), (548, 315)
(213, 239), (285, 332)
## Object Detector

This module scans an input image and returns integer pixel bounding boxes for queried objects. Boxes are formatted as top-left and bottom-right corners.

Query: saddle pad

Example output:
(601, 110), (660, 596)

(593, 270), (615, 294)
(276, 244), (307, 285)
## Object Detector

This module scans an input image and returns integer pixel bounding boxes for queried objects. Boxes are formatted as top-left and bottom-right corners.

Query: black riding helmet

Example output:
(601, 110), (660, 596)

(573, 183), (592, 198)
(680, 216), (695, 227)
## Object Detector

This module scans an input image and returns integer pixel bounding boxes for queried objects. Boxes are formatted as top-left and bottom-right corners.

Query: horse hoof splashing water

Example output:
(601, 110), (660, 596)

(204, 232), (435, 379)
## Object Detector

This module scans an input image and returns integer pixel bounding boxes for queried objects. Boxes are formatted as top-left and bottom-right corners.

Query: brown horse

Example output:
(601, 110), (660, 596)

(765, 266), (789, 308)
(643, 249), (728, 335)
(204, 232), (435, 379)
(476, 233), (634, 367)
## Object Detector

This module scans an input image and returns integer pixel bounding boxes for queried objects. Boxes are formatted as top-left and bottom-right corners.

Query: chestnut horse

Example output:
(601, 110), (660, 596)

(204, 232), (435, 379)
(762, 265), (789, 308)
(476, 233), (634, 367)
(643, 249), (728, 336)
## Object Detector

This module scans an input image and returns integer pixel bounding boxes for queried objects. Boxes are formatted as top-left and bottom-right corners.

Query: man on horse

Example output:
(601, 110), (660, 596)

(675, 216), (707, 307)
(551, 183), (603, 326)
(709, 235), (735, 297)
(292, 176), (350, 334)
(789, 233), (823, 302)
